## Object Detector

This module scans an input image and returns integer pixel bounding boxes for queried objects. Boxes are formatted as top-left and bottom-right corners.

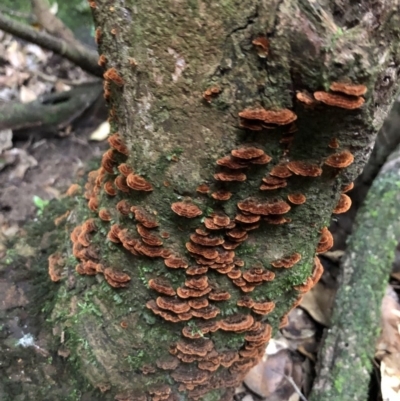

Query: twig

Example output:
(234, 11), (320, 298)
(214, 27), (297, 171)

(0, 14), (102, 77)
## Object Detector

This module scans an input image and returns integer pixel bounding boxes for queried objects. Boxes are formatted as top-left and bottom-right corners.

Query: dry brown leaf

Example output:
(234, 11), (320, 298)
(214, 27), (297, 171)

(381, 353), (400, 401)
(20, 85), (37, 103)
(300, 281), (336, 326)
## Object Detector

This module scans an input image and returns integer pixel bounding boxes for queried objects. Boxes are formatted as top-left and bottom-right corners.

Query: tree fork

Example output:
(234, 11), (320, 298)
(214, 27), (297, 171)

(46, 1), (400, 400)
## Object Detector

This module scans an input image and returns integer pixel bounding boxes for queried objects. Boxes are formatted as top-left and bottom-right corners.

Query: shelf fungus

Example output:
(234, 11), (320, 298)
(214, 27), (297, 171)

(131, 207), (159, 228)
(98, 208), (112, 221)
(342, 182), (354, 193)
(269, 164), (293, 178)
(238, 108), (297, 126)
(324, 150), (354, 168)
(156, 297), (191, 314)
(117, 163), (133, 177)
(214, 171), (247, 182)
(231, 147), (265, 160)
(103, 67), (124, 86)
(116, 199), (131, 215)
(296, 91), (316, 106)
(211, 190), (232, 201)
(196, 184), (210, 194)
(314, 91), (365, 109)
(271, 252), (302, 268)
(220, 314), (254, 332)
(287, 161), (322, 177)
(333, 193), (352, 214)
(252, 300), (275, 315)
(104, 268), (131, 288)
(114, 175), (130, 193)
(216, 156), (247, 169)
(203, 86), (221, 102)
(238, 198), (291, 215)
(126, 174), (153, 191)
(328, 138), (340, 149)
(149, 278), (176, 296)
(252, 36), (269, 57)
(329, 81), (367, 97)
(107, 132), (129, 155)
(287, 193), (306, 205)
(186, 265), (209, 275)
(316, 227), (334, 253)
(171, 201), (202, 218)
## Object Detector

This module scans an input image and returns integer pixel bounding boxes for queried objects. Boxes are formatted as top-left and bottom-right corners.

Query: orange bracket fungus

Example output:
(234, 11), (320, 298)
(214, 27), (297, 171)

(203, 86), (221, 102)
(287, 161), (322, 177)
(171, 201), (202, 218)
(126, 174), (153, 191)
(103, 67), (124, 86)
(287, 193), (306, 205)
(329, 81), (368, 97)
(314, 91), (365, 109)
(325, 150), (354, 168)
(238, 108), (297, 126)
(333, 193), (352, 214)
(252, 36), (269, 58)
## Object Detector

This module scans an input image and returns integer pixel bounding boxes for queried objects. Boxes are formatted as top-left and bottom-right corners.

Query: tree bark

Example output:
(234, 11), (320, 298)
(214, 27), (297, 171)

(2, 1), (400, 401)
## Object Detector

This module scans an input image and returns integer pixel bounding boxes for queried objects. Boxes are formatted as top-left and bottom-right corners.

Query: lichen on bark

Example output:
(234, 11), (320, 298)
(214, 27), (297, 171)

(45, 1), (400, 400)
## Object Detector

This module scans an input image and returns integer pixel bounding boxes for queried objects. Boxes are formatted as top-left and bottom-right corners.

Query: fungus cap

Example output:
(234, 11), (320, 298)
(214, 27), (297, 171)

(156, 296), (191, 314)
(164, 256), (189, 269)
(333, 193), (352, 214)
(325, 150), (354, 168)
(211, 190), (232, 201)
(216, 156), (247, 169)
(252, 36), (268, 57)
(214, 171), (246, 182)
(231, 147), (265, 160)
(219, 314), (254, 332)
(342, 182), (354, 193)
(314, 91), (364, 109)
(287, 193), (306, 205)
(269, 164), (293, 178)
(330, 81), (367, 97)
(171, 201), (202, 218)
(287, 161), (322, 177)
(149, 278), (176, 296)
(238, 108), (297, 125)
(126, 174), (153, 191)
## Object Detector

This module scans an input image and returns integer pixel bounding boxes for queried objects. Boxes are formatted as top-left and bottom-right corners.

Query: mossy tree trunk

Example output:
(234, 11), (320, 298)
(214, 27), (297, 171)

(2, 1), (400, 401)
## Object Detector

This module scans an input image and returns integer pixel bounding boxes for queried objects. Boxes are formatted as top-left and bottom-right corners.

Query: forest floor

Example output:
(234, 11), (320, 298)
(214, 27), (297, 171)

(0, 9), (400, 401)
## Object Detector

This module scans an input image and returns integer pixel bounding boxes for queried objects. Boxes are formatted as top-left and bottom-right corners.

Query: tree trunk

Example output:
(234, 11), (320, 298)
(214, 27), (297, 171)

(2, 1), (400, 401)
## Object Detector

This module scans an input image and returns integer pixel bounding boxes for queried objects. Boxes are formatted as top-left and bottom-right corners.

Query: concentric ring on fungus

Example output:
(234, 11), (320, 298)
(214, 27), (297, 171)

(287, 193), (306, 205)
(287, 161), (322, 177)
(333, 193), (352, 214)
(214, 171), (247, 182)
(231, 147), (265, 160)
(171, 201), (202, 218)
(325, 150), (354, 168)
(219, 314), (254, 332)
(238, 108), (297, 125)
(211, 190), (232, 201)
(126, 174), (153, 191)
(329, 81), (367, 97)
(314, 91), (365, 109)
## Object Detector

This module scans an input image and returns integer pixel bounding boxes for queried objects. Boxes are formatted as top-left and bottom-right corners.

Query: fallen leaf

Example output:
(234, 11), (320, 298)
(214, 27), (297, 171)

(0, 129), (13, 153)
(20, 85), (37, 103)
(381, 354), (400, 401)
(89, 121), (110, 141)
(300, 281), (336, 326)
(7, 149), (38, 181)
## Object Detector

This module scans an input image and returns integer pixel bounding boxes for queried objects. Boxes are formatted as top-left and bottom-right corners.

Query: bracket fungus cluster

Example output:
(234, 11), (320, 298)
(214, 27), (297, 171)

(52, 56), (366, 398)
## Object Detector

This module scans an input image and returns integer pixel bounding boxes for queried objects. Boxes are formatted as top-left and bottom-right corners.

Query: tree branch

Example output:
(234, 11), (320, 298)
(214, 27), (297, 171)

(309, 144), (400, 401)
(0, 14), (102, 77)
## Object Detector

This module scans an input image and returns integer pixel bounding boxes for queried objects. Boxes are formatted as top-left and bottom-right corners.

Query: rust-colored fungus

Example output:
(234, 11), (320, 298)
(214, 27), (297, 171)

(101, 149), (116, 173)
(262, 176), (287, 186)
(238, 198), (291, 215)
(190, 233), (224, 247)
(188, 298), (209, 309)
(212, 213), (231, 227)
(117, 163), (133, 177)
(94, 27), (101, 44)
(287, 161), (322, 177)
(227, 268), (242, 279)
(104, 181), (117, 196)
(216, 156), (247, 169)
(135, 243), (171, 258)
(171, 366), (210, 385)
(126, 174), (153, 191)
(239, 119), (263, 131)
(251, 153), (273, 165)
(186, 242), (218, 259)
(236, 296), (254, 308)
(294, 277), (314, 294)
(260, 181), (287, 190)
(287, 193), (306, 205)
(137, 224), (163, 246)
(211, 190), (232, 201)
(238, 108), (297, 125)
(191, 304), (220, 319)
(48, 252), (64, 282)
(131, 207), (159, 228)
(325, 150), (354, 168)
(107, 224), (121, 243)
(252, 36), (268, 57)
(156, 297), (191, 314)
(342, 182), (354, 193)
(235, 213), (260, 224)
(103, 67), (124, 86)
(171, 200), (202, 218)
(208, 289), (231, 301)
(114, 175), (130, 193)
(219, 351), (240, 368)
(333, 193), (352, 214)
(203, 86), (221, 102)
(296, 91), (316, 106)
(177, 286), (212, 299)
(196, 184), (210, 194)
(231, 147), (265, 160)
(185, 275), (209, 290)
(271, 252), (302, 268)
(198, 360), (221, 372)
(316, 227), (334, 253)
(149, 278), (176, 296)
(214, 171), (247, 182)
(104, 267), (130, 288)
(116, 200), (131, 216)
(108, 132), (129, 155)
(330, 81), (367, 97)
(314, 91), (365, 109)
(66, 183), (81, 197)
(264, 215), (291, 225)
(98, 208), (112, 221)
(252, 300), (276, 315)
(220, 314), (254, 332)
(186, 266), (209, 276)
(328, 138), (340, 149)
(269, 164), (293, 178)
